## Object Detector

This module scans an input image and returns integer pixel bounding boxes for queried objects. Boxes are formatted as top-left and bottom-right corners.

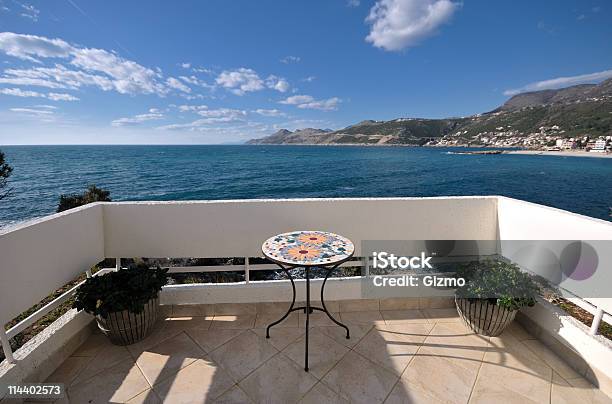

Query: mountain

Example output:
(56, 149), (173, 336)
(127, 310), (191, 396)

(247, 79), (612, 146)
(246, 128), (332, 144)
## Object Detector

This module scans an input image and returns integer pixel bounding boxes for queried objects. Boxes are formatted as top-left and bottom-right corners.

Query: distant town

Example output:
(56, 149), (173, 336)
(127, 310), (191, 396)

(433, 125), (611, 153)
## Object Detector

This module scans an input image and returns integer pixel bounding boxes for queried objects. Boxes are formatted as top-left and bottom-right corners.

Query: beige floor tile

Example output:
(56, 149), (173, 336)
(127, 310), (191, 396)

(316, 324), (372, 348)
(172, 304), (214, 317)
(153, 358), (235, 402)
(339, 310), (385, 326)
(418, 297), (454, 309)
(67, 359), (150, 404)
(300, 382), (349, 404)
(126, 322), (184, 357)
(298, 311), (342, 327)
(186, 328), (246, 352)
(282, 328), (349, 378)
(157, 305), (172, 319)
(379, 298), (420, 311)
(210, 314), (256, 330)
(209, 330), (278, 382)
(44, 356), (90, 385)
(338, 299), (379, 312)
(214, 385), (254, 403)
(254, 311), (299, 328)
(380, 310), (430, 325)
(322, 350), (398, 404)
(256, 301), (293, 314)
(214, 303), (257, 315)
(471, 355), (552, 404)
(485, 332), (553, 374)
(126, 388), (162, 404)
(523, 338), (582, 380)
(135, 332), (205, 386)
(551, 372), (612, 404)
(354, 324), (432, 375)
(506, 321), (535, 341)
(385, 377), (444, 404)
(71, 342), (131, 386)
(71, 331), (108, 357)
(252, 327), (304, 351)
(162, 315), (213, 332)
(239, 354), (318, 404)
(421, 308), (461, 322)
(402, 352), (479, 404)
(417, 322), (488, 370)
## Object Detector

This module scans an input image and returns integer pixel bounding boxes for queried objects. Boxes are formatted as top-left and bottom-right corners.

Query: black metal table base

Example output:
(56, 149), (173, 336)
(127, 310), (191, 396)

(265, 262), (350, 372)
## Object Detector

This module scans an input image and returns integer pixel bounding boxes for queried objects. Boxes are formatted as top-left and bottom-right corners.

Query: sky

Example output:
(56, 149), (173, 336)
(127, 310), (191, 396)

(0, 0), (611, 145)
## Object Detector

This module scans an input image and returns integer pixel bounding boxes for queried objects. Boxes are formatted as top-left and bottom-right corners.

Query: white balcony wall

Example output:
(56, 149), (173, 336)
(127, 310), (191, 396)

(0, 205), (104, 325)
(101, 197), (499, 258)
(497, 197), (612, 240)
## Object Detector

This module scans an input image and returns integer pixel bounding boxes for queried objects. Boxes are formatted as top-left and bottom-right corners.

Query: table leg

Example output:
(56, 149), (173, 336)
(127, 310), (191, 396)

(305, 266), (310, 372)
(266, 263), (296, 338)
(321, 263), (350, 339)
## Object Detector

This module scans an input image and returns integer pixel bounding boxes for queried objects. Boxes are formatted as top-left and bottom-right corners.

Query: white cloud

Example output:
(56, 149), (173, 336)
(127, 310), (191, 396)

(265, 75), (290, 92)
(216, 68), (290, 95)
(0, 87), (41, 97)
(179, 75), (215, 90)
(111, 108), (164, 126)
(178, 104), (208, 112)
(166, 77), (191, 93)
(158, 107), (248, 130)
(47, 92), (79, 101)
(280, 95), (315, 105)
(0, 87), (78, 100)
(301, 76), (316, 82)
(196, 107), (246, 119)
(280, 56), (300, 64)
(192, 66), (213, 74)
(180, 62), (191, 69)
(253, 108), (285, 117)
(0, 32), (72, 62)
(216, 68), (264, 95)
(0, 32), (195, 97)
(279, 94), (341, 111)
(1, 64), (114, 90)
(365, 0), (460, 51)
(19, 3), (39, 22)
(347, 0), (360, 7)
(503, 69), (612, 96)
(9, 107), (53, 115)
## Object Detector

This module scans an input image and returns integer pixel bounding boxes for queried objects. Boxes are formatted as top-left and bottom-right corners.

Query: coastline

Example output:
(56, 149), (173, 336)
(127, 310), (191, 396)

(505, 150), (612, 159)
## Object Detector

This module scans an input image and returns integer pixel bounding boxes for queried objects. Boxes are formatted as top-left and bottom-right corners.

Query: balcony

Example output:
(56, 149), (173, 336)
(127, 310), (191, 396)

(1, 196), (612, 403)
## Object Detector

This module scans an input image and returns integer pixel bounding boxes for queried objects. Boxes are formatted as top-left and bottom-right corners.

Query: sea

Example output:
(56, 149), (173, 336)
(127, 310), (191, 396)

(0, 145), (611, 229)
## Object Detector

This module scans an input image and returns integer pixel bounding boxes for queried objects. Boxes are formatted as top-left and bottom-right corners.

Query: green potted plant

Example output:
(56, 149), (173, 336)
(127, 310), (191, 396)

(73, 263), (168, 345)
(454, 259), (539, 336)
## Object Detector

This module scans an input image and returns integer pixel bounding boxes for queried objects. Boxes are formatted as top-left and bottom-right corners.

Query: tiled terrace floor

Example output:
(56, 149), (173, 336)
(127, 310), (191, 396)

(42, 306), (611, 404)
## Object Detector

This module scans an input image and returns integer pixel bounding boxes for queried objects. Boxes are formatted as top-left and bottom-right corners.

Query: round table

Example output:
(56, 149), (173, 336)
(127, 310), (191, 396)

(262, 230), (354, 372)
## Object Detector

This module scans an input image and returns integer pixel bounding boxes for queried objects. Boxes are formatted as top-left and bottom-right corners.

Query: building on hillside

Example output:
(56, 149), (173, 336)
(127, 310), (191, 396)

(590, 138), (607, 153)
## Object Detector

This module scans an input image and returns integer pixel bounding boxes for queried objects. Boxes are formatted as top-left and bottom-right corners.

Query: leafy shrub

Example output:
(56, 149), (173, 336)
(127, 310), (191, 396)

(57, 185), (111, 213)
(0, 150), (13, 201)
(73, 263), (168, 317)
(455, 259), (539, 311)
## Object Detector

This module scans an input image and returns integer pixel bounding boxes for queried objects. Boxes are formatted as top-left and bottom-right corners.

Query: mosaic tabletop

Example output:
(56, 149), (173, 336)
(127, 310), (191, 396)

(262, 230), (355, 266)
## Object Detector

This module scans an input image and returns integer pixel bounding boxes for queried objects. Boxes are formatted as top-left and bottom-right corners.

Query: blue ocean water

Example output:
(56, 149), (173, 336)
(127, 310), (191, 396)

(0, 145), (611, 228)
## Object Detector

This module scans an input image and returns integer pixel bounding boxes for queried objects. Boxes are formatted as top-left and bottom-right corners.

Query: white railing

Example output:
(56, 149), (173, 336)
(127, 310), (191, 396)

(1, 196), (612, 363)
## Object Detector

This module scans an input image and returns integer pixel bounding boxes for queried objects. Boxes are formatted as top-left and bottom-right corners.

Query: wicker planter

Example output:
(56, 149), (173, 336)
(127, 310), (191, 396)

(455, 296), (517, 336)
(95, 297), (159, 345)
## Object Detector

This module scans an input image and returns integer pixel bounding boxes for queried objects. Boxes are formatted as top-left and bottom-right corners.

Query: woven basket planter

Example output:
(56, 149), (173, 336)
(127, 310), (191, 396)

(455, 296), (517, 337)
(95, 297), (159, 345)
